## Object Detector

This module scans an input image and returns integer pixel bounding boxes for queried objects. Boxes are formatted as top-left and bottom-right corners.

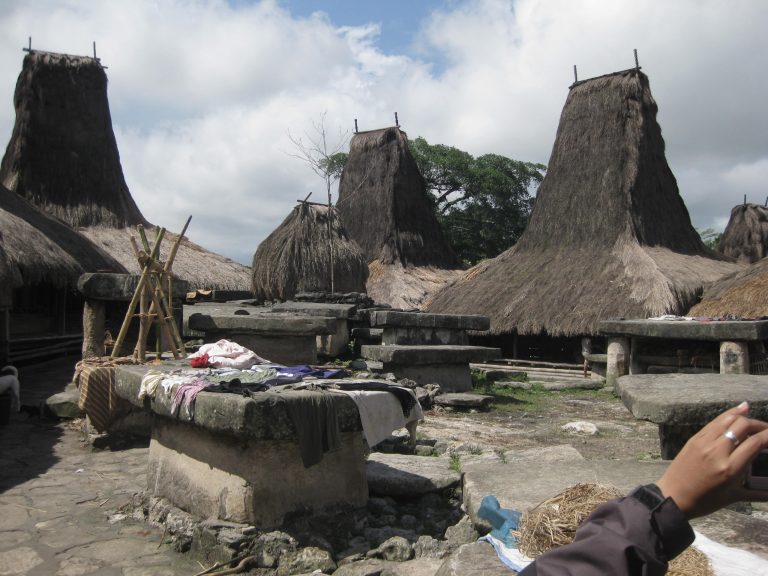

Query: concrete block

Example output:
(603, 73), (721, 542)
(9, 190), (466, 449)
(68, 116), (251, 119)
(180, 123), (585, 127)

(148, 418), (368, 527)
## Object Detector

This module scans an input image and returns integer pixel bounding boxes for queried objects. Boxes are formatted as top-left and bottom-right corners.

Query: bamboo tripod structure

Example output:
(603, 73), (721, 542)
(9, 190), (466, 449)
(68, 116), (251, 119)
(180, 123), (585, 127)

(110, 217), (192, 361)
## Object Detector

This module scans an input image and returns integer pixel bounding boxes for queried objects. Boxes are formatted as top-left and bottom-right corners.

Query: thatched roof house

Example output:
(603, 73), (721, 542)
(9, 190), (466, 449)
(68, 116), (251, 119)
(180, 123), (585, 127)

(1, 51), (145, 228)
(717, 203), (768, 264)
(0, 50), (251, 292)
(251, 202), (368, 301)
(0, 184), (124, 288)
(337, 127), (462, 308)
(427, 69), (742, 337)
(689, 257), (768, 318)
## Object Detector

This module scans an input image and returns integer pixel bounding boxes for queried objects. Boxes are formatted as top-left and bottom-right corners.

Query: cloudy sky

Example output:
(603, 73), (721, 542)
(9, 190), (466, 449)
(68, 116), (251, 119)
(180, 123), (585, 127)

(0, 0), (766, 265)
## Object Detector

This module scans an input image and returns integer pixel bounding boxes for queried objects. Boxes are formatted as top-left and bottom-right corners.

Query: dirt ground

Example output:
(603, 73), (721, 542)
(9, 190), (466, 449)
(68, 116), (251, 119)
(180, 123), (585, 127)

(418, 387), (662, 461)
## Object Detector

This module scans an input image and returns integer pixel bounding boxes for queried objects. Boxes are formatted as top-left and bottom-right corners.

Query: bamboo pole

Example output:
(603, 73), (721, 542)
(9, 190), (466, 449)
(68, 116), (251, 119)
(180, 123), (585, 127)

(135, 283), (149, 360)
(110, 228), (166, 358)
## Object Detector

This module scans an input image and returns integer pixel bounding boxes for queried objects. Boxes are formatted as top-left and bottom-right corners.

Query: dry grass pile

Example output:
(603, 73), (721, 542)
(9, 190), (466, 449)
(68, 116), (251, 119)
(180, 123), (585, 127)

(514, 483), (713, 576)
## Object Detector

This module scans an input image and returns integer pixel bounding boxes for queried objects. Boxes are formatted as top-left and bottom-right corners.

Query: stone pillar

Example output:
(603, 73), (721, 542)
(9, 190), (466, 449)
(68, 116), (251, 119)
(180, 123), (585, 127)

(82, 300), (106, 359)
(720, 341), (749, 374)
(606, 336), (630, 391)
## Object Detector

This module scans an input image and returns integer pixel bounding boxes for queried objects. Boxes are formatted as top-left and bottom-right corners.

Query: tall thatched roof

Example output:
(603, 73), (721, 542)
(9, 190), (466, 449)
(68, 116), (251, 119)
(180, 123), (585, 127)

(0, 184), (125, 288)
(427, 69), (742, 336)
(0, 50), (251, 293)
(251, 202), (368, 301)
(689, 257), (768, 318)
(0, 51), (146, 228)
(337, 127), (458, 268)
(717, 203), (768, 264)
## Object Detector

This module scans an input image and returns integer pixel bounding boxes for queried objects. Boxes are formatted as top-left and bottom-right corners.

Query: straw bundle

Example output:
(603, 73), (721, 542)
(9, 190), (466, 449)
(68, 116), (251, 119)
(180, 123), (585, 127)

(514, 483), (713, 576)
(514, 483), (623, 556)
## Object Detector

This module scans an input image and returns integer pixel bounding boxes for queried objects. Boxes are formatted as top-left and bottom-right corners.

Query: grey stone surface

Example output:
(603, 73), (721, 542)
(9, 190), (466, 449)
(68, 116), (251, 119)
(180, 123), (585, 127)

(434, 393), (493, 410)
(436, 541), (513, 576)
(114, 363), (364, 439)
(463, 457), (668, 533)
(367, 453), (462, 496)
(271, 301), (357, 318)
(45, 384), (84, 418)
(148, 418), (368, 527)
(361, 345), (501, 364)
(188, 310), (336, 335)
(366, 535), (414, 561)
(599, 319), (768, 341)
(616, 373), (768, 425)
(0, 415), (202, 575)
(79, 272), (189, 301)
(334, 557), (444, 576)
(370, 310), (490, 331)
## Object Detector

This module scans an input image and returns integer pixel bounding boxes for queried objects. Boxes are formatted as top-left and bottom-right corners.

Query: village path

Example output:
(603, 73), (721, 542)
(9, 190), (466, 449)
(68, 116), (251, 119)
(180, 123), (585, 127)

(0, 356), (202, 576)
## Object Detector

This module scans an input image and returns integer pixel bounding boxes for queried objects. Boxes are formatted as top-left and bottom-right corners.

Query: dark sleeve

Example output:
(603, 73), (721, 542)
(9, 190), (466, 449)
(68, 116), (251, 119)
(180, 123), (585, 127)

(518, 489), (695, 576)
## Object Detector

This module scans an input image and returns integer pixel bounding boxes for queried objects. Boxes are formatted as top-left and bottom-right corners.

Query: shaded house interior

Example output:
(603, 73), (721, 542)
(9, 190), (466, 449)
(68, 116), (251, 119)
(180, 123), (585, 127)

(427, 68), (742, 364)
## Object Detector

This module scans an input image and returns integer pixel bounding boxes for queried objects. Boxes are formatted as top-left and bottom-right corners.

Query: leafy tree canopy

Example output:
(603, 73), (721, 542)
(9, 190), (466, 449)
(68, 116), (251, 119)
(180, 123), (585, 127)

(409, 137), (546, 264)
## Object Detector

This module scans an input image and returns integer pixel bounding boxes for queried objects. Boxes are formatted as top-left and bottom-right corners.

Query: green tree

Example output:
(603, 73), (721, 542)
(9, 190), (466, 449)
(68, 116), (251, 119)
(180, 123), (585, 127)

(410, 137), (545, 264)
(697, 227), (723, 251)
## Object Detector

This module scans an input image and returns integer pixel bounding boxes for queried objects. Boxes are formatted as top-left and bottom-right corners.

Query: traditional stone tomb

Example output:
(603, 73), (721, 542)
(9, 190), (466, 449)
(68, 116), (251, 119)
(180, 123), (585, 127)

(271, 301), (357, 356)
(362, 344), (501, 392)
(599, 319), (768, 389)
(361, 311), (499, 392)
(187, 303), (336, 364)
(369, 310), (490, 345)
(114, 363), (369, 527)
(616, 373), (768, 459)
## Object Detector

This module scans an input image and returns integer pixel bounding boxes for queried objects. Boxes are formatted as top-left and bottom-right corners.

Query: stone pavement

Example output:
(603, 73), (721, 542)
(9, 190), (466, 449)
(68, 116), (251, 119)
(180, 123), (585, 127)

(0, 356), (201, 576)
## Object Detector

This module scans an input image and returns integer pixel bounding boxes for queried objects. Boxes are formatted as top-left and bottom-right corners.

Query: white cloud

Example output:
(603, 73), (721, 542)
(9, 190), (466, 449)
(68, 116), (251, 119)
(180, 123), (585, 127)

(0, 0), (766, 264)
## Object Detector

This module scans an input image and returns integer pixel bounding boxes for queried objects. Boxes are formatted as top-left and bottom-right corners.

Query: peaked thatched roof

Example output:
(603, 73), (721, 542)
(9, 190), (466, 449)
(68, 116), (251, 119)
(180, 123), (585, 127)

(427, 69), (742, 336)
(717, 203), (768, 264)
(0, 51), (146, 228)
(251, 202), (368, 302)
(79, 225), (251, 292)
(0, 51), (251, 293)
(689, 257), (768, 318)
(337, 126), (459, 268)
(0, 184), (125, 288)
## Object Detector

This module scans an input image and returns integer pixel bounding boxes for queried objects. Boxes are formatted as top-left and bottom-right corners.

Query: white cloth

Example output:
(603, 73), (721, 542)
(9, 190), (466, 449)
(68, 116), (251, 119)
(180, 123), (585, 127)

(693, 531), (768, 575)
(138, 370), (166, 400)
(480, 531), (768, 575)
(334, 388), (423, 447)
(188, 339), (269, 369)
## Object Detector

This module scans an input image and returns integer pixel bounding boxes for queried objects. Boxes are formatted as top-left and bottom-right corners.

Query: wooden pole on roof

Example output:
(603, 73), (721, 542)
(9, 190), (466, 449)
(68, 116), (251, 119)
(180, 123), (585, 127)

(573, 65), (578, 83)
(634, 49), (640, 71)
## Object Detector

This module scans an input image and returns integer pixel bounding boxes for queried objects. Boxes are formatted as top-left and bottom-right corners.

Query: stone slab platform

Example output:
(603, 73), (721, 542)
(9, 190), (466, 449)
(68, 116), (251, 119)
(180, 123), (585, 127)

(617, 374), (768, 426)
(360, 345), (501, 392)
(370, 311), (490, 331)
(600, 319), (768, 341)
(79, 272), (188, 301)
(271, 301), (357, 319)
(361, 345), (500, 365)
(115, 363), (362, 438)
(114, 363), (369, 526)
(617, 373), (768, 458)
(188, 307), (337, 364)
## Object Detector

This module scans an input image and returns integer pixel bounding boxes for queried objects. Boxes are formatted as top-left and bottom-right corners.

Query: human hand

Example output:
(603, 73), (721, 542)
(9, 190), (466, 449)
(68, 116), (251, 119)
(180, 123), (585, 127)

(656, 401), (768, 519)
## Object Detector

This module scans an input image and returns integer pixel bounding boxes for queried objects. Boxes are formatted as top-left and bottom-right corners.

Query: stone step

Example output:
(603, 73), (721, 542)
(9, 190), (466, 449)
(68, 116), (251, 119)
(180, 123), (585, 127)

(434, 393), (493, 410)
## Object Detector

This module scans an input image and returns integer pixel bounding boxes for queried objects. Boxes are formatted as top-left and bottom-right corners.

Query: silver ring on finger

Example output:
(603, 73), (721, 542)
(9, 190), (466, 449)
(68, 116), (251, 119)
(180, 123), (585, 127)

(724, 429), (740, 446)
